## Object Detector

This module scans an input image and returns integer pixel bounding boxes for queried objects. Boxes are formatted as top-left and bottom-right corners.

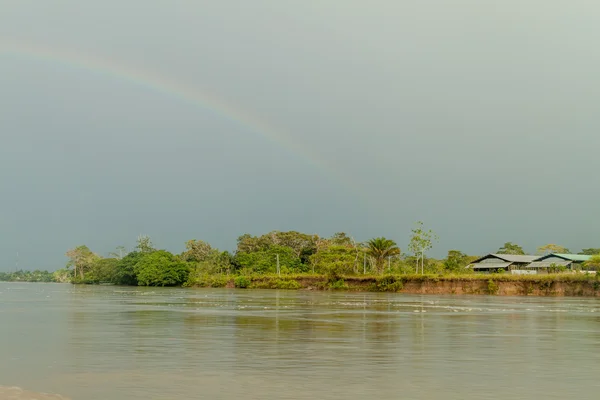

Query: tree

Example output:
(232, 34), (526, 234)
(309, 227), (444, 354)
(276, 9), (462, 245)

(365, 237), (400, 274)
(309, 244), (357, 275)
(65, 245), (100, 280)
(181, 239), (213, 263)
(329, 232), (354, 247)
(536, 244), (570, 255)
(443, 250), (469, 272)
(236, 234), (266, 254)
(584, 255), (600, 271)
(113, 251), (144, 285)
(408, 221), (438, 274)
(271, 231), (318, 260)
(135, 234), (155, 254)
(496, 242), (525, 255)
(86, 258), (119, 284)
(234, 245), (304, 274)
(108, 246), (127, 260)
(134, 250), (190, 286)
(188, 249), (234, 276)
(579, 248), (600, 256)
(312, 233), (361, 274)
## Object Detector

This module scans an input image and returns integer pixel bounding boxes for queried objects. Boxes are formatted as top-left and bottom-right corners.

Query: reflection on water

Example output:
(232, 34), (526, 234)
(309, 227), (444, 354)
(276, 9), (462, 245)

(2, 283), (600, 399)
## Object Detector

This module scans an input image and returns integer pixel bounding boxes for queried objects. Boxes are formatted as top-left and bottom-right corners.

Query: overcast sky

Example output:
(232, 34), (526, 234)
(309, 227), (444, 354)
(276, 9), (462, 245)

(1, 1), (598, 270)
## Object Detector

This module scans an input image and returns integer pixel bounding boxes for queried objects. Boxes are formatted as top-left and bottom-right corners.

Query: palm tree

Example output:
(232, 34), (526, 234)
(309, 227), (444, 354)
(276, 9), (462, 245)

(366, 237), (400, 274)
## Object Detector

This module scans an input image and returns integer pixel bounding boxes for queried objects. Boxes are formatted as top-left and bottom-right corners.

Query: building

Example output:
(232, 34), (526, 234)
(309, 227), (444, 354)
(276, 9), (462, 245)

(467, 254), (538, 274)
(528, 253), (592, 272)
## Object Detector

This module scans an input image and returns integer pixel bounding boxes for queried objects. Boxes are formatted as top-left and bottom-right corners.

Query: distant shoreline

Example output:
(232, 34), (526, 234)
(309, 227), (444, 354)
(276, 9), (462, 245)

(197, 274), (600, 297)
(4, 273), (600, 297)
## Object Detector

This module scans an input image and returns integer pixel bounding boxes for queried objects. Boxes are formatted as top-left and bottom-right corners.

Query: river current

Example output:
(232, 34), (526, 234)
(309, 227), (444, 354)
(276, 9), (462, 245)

(1, 282), (599, 399)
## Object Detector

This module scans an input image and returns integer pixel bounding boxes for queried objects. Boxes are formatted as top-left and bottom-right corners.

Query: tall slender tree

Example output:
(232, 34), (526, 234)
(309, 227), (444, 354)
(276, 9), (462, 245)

(408, 221), (438, 274)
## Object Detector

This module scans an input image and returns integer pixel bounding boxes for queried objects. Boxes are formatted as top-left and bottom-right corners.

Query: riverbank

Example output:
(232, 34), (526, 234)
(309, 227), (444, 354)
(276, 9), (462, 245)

(190, 273), (600, 296)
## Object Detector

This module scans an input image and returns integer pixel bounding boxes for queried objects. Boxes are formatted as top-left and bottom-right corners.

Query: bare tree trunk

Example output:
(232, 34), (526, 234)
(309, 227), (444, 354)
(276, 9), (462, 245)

(352, 238), (359, 274)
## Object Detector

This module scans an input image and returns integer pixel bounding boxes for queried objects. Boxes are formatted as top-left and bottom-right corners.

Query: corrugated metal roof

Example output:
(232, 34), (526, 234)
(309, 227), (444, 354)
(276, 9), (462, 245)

(490, 254), (538, 263)
(553, 253), (591, 262)
(471, 254), (537, 264)
(469, 262), (512, 270)
(528, 261), (571, 268)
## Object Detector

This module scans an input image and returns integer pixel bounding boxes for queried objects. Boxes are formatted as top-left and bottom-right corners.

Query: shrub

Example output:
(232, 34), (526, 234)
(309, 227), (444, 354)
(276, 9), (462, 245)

(369, 275), (403, 292)
(134, 250), (190, 286)
(328, 279), (349, 290)
(487, 279), (499, 295)
(234, 276), (251, 288)
(250, 278), (301, 290)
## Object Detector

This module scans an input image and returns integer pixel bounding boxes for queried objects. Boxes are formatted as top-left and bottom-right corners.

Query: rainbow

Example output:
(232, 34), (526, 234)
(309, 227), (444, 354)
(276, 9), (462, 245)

(0, 39), (356, 193)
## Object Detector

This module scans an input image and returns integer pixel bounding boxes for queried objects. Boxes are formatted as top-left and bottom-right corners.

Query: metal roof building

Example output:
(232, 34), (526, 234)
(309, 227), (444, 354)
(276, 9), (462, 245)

(467, 254), (538, 272)
(528, 253), (592, 270)
(468, 253), (593, 274)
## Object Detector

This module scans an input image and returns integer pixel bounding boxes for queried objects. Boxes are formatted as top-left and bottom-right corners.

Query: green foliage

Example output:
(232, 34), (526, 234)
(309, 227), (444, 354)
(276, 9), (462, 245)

(187, 250), (233, 277)
(84, 258), (119, 284)
(487, 279), (499, 295)
(328, 279), (349, 290)
(250, 278), (301, 290)
(134, 250), (190, 286)
(548, 263), (568, 274)
(329, 232), (354, 246)
(443, 250), (470, 272)
(235, 245), (304, 274)
(0, 270), (55, 282)
(236, 231), (318, 263)
(580, 248), (600, 256)
(408, 221), (438, 274)
(185, 274), (230, 288)
(113, 251), (143, 285)
(369, 275), (403, 292)
(310, 244), (357, 275)
(497, 242), (525, 255)
(366, 237), (400, 274)
(53, 268), (72, 283)
(135, 235), (155, 254)
(65, 245), (101, 280)
(234, 276), (251, 288)
(584, 255), (600, 271)
(56, 231), (599, 296)
(181, 240), (212, 262)
(537, 244), (570, 255)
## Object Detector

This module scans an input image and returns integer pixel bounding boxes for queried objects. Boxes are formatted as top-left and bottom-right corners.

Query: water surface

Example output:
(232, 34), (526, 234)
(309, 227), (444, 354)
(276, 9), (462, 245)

(1, 282), (600, 399)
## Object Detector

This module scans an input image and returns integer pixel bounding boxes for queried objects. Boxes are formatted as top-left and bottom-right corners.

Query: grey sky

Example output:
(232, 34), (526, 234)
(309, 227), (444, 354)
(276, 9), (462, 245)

(1, 1), (598, 270)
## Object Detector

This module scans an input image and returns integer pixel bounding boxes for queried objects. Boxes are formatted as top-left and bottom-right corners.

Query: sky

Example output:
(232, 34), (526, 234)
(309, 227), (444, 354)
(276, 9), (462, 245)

(1, 1), (599, 270)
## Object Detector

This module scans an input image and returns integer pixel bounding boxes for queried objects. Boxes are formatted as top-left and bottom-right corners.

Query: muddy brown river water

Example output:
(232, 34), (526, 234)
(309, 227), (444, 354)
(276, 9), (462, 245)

(1, 282), (600, 399)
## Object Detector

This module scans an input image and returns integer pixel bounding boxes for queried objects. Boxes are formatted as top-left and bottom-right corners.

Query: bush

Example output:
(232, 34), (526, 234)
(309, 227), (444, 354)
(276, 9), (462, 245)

(369, 275), (403, 292)
(250, 278), (301, 290)
(234, 276), (251, 288)
(186, 274), (229, 288)
(134, 250), (190, 286)
(328, 279), (349, 290)
(487, 279), (499, 294)
(234, 246), (304, 274)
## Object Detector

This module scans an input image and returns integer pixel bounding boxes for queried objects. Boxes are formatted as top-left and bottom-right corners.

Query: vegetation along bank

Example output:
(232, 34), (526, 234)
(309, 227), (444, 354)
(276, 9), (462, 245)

(2, 225), (600, 296)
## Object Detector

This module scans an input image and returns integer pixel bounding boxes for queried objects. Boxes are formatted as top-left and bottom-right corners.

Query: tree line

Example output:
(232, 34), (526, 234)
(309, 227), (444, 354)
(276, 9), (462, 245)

(2, 225), (599, 285)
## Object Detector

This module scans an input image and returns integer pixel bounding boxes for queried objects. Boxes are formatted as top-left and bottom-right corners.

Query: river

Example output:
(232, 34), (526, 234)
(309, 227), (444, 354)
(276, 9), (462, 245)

(1, 282), (599, 399)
